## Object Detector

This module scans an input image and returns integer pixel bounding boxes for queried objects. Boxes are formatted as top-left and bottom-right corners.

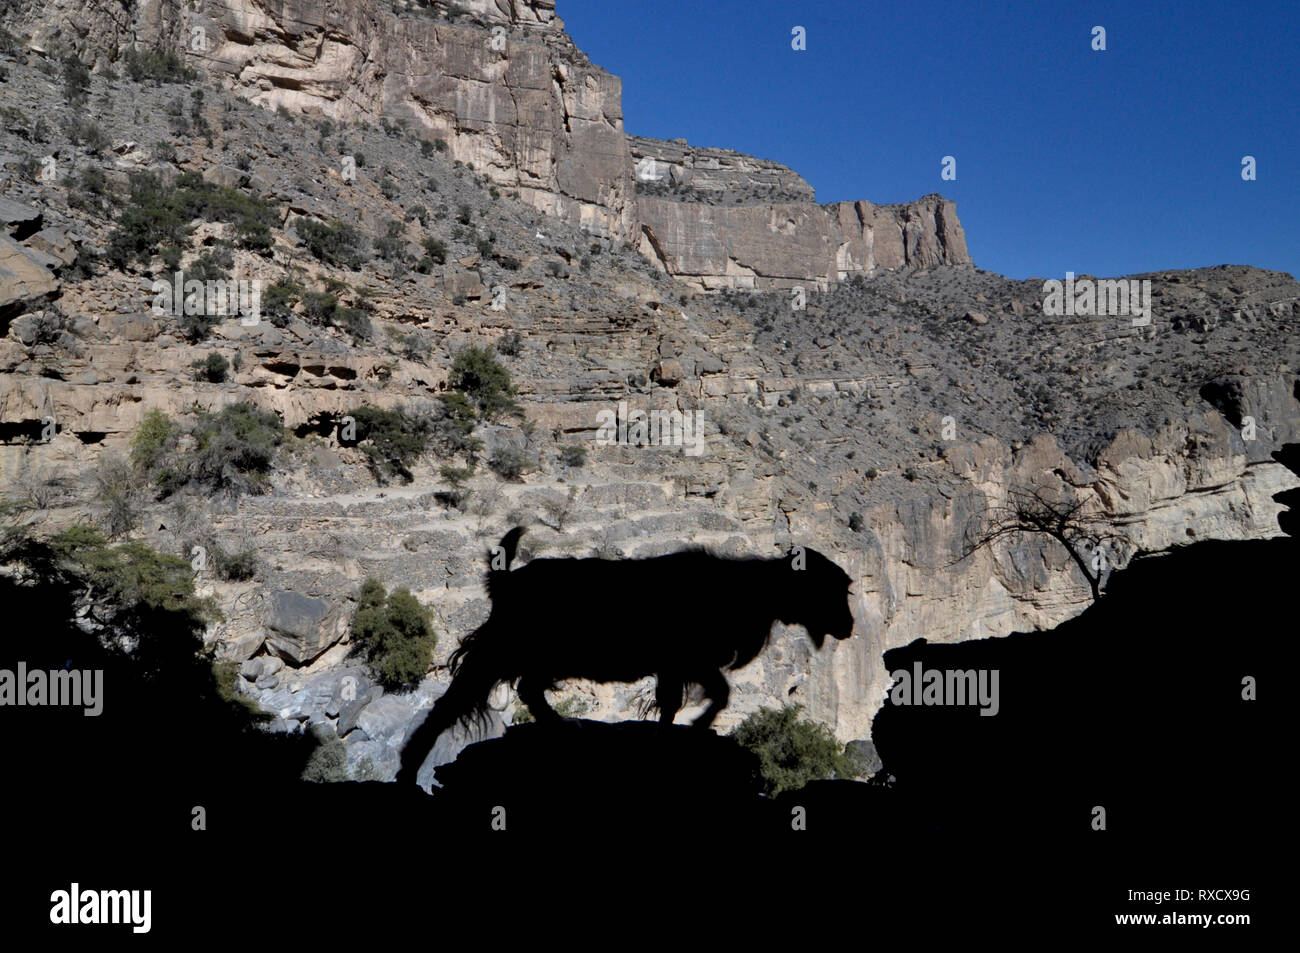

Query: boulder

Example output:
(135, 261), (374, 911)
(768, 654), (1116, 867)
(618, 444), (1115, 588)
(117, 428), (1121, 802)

(99, 312), (160, 342)
(25, 228), (77, 266)
(355, 694), (422, 748)
(1, 235), (58, 317)
(444, 268), (486, 301)
(0, 197), (41, 236)
(264, 590), (339, 664)
(846, 739), (883, 777)
(654, 358), (685, 386)
(215, 628), (265, 662)
(201, 164), (246, 189)
(344, 740), (398, 780)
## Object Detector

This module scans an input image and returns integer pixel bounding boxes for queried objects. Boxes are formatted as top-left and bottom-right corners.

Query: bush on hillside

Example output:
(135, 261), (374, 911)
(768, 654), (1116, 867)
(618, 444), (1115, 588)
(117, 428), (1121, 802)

(107, 172), (280, 267)
(345, 406), (431, 485)
(186, 402), (285, 496)
(449, 345), (520, 421)
(731, 704), (866, 795)
(296, 217), (366, 270)
(350, 578), (437, 690)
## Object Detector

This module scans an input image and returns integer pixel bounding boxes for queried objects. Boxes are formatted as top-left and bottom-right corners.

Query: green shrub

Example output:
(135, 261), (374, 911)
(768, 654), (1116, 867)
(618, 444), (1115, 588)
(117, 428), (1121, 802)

(193, 352), (229, 383)
(488, 447), (531, 481)
(558, 445), (587, 468)
(93, 454), (145, 537)
(261, 282), (299, 327)
(64, 116), (110, 152)
(395, 331), (431, 362)
(332, 305), (371, 341)
(301, 726), (349, 782)
(449, 345), (520, 421)
(215, 547), (257, 581)
(62, 54), (90, 105)
(300, 288), (338, 324)
(187, 242), (234, 277)
(554, 696), (591, 718)
(439, 464), (473, 488)
(495, 331), (523, 356)
(375, 218), (406, 261)
(731, 704), (866, 795)
(512, 694), (589, 725)
(131, 409), (181, 483)
(431, 392), (482, 458)
(0, 27), (21, 57)
(106, 174), (185, 266)
(107, 172), (280, 267)
(123, 48), (199, 84)
(47, 526), (218, 621)
(184, 402), (285, 496)
(345, 406), (431, 484)
(350, 578), (437, 690)
(421, 236), (447, 264)
(212, 660), (268, 719)
(68, 166), (117, 216)
(295, 217), (366, 269)
(300, 287), (371, 341)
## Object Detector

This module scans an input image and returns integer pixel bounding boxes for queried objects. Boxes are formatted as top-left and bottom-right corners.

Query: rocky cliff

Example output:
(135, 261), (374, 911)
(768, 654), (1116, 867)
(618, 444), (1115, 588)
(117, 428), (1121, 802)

(628, 135), (970, 290)
(10, 0), (636, 236)
(1, 7), (1297, 783)
(636, 191), (971, 292)
(4, 0), (971, 285)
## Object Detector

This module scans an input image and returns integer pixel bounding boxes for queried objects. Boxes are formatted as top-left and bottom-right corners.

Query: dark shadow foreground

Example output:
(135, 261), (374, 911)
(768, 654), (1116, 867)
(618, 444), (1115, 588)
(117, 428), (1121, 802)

(6, 478), (1293, 932)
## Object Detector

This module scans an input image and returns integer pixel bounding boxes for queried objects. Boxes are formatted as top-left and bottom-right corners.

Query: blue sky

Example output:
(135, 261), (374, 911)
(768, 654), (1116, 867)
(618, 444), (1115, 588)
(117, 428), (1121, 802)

(558, 0), (1299, 280)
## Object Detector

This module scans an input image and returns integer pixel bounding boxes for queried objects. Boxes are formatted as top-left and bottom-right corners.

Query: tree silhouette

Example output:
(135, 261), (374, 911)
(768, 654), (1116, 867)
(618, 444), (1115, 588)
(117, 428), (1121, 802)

(958, 485), (1129, 602)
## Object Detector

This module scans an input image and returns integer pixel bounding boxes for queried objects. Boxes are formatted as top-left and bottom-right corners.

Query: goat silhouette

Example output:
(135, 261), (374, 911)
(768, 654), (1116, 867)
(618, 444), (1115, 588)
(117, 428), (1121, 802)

(395, 528), (856, 784)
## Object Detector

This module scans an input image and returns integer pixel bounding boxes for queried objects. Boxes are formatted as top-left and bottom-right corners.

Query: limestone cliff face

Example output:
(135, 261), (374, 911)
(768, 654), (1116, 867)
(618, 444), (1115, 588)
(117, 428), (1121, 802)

(8, 0), (969, 284)
(780, 408), (1297, 741)
(627, 135), (818, 202)
(5, 3), (1293, 776)
(636, 193), (972, 292)
(11, 0), (636, 237)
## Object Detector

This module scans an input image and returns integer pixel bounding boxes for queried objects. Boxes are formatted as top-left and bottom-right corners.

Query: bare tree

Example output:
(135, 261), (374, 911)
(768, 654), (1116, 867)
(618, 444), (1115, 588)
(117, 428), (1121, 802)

(15, 467), (72, 511)
(957, 486), (1129, 602)
(539, 486), (579, 532)
(93, 453), (145, 537)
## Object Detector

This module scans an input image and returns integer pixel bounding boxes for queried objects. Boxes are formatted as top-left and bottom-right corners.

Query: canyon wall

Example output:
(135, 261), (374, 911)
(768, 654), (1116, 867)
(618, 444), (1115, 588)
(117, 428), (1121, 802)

(6, 0), (970, 284)
(636, 191), (971, 292)
(3, 3), (1296, 777)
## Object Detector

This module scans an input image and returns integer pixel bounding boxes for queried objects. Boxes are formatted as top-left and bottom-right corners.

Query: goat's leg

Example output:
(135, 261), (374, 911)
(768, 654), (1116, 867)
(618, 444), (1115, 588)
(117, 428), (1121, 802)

(518, 676), (561, 723)
(692, 669), (731, 729)
(655, 676), (684, 726)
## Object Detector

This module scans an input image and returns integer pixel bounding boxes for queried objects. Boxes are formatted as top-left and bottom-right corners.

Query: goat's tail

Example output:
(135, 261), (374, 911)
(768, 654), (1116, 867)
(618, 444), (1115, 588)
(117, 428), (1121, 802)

(395, 642), (502, 785)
